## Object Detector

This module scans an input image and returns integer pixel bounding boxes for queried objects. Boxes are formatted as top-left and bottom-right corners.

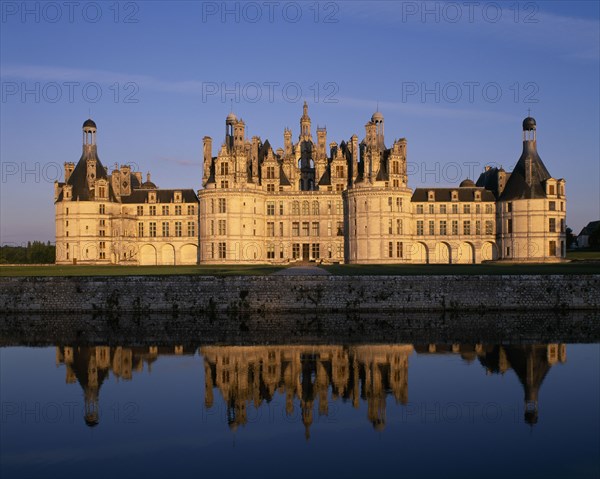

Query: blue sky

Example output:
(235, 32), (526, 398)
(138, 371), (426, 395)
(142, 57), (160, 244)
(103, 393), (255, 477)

(1, 1), (598, 244)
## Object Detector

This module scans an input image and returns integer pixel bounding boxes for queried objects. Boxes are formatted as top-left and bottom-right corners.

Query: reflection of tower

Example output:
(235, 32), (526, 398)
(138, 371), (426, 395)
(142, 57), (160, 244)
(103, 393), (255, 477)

(478, 344), (566, 425)
(55, 345), (174, 427)
(56, 346), (108, 427)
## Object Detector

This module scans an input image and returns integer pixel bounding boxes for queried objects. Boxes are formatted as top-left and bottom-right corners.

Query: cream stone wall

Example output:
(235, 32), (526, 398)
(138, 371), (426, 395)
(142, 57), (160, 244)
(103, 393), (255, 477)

(498, 190), (567, 261)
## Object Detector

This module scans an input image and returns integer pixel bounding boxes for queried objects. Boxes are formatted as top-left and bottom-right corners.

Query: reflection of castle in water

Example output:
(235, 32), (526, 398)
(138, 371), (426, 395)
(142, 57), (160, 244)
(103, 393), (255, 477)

(55, 345), (194, 426)
(202, 345), (411, 437)
(56, 343), (566, 431)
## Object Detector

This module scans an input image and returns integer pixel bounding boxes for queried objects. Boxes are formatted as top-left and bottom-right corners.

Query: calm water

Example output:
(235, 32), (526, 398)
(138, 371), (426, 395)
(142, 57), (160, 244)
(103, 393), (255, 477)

(1, 318), (599, 479)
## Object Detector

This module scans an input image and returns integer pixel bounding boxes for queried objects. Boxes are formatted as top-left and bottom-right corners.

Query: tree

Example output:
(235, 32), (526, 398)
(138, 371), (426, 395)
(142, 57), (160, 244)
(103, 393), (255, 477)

(565, 227), (576, 249)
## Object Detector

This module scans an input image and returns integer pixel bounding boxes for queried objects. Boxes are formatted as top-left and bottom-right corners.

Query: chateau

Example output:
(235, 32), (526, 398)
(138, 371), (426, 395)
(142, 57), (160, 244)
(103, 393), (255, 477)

(55, 106), (566, 265)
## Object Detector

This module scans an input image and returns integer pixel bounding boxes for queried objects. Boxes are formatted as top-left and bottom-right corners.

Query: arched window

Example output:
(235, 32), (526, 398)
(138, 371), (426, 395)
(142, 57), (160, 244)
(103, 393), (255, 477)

(302, 201), (310, 215)
(312, 201), (320, 215)
(220, 162), (229, 175)
(292, 201), (300, 215)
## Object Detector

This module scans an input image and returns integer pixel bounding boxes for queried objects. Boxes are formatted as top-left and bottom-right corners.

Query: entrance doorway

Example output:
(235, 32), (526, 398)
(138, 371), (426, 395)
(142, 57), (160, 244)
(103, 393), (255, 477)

(302, 243), (310, 261)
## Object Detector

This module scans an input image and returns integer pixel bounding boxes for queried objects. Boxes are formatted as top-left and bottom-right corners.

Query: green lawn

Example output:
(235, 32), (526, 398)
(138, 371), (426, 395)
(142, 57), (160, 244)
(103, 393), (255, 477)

(321, 262), (600, 276)
(0, 264), (286, 277)
(567, 250), (600, 260)
(1, 260), (598, 277)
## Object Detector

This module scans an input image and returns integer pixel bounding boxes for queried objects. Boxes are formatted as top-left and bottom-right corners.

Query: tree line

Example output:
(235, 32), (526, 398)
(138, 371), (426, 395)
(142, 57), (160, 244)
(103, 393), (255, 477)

(0, 241), (55, 264)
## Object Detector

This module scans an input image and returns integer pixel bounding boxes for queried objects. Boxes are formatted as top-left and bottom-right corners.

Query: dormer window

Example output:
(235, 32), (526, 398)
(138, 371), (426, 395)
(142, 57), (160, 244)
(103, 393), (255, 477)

(428, 191), (435, 201)
(149, 192), (156, 203)
(474, 191), (481, 201)
(175, 191), (182, 203)
(451, 191), (458, 201)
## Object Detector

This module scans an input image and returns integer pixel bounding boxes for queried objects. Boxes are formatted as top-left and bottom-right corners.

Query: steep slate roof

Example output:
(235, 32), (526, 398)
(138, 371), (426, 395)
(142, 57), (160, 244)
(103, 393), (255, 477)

(578, 220), (600, 237)
(121, 189), (198, 203)
(55, 147), (116, 202)
(499, 141), (551, 201)
(411, 187), (495, 202)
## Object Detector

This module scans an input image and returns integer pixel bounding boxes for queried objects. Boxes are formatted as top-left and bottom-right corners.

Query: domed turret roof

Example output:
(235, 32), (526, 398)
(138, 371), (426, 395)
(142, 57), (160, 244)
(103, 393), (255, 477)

(522, 116), (536, 131)
(140, 172), (157, 189)
(226, 112), (237, 122)
(83, 118), (97, 129)
(459, 179), (476, 187)
(371, 111), (384, 122)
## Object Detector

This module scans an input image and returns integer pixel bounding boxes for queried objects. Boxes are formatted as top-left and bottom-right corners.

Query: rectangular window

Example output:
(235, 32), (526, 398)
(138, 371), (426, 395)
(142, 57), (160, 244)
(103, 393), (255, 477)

(210, 243), (215, 259)
(549, 201), (556, 211)
(452, 220), (458, 235)
(452, 204), (458, 214)
(311, 243), (320, 259)
(476, 204), (481, 214)
(292, 243), (300, 259)
(267, 222), (275, 237)
(485, 204), (493, 214)
(388, 241), (393, 258)
(187, 205), (195, 215)
(175, 221), (182, 237)
(137, 206), (144, 216)
(188, 221), (195, 237)
(507, 219), (512, 234)
(302, 222), (309, 236)
(396, 219), (402, 235)
(439, 220), (447, 236)
(336, 201), (343, 215)
(549, 218), (556, 232)
(485, 220), (494, 235)
(396, 198), (402, 212)
(312, 201), (320, 215)
(218, 242), (226, 259)
(549, 241), (556, 256)
(428, 220), (435, 235)
(218, 199), (227, 213)
(279, 222), (284, 236)
(388, 219), (393, 235)
(560, 219), (565, 232)
(267, 202), (275, 215)
(279, 202), (284, 215)
(218, 219), (226, 235)
(337, 221), (344, 236)
(267, 183), (275, 192)
(292, 202), (300, 215)
(138, 222), (144, 237)
(464, 204), (471, 214)
(416, 220), (424, 236)
(312, 222), (320, 236)
(388, 197), (393, 211)
(175, 205), (182, 215)
(266, 166), (275, 179)
(162, 222), (169, 237)
(416, 204), (424, 214)
(99, 219), (105, 227)
(549, 185), (555, 195)
(98, 204), (105, 214)
(328, 221), (332, 236)
(397, 241), (403, 258)
(149, 222), (156, 237)
(463, 220), (471, 235)
(267, 244), (275, 259)
(162, 205), (169, 215)
(336, 165), (344, 177)
(149, 206), (156, 216)
(428, 204), (435, 214)
(476, 220), (481, 235)
(292, 222), (300, 236)
(507, 202), (512, 212)
(210, 220), (214, 236)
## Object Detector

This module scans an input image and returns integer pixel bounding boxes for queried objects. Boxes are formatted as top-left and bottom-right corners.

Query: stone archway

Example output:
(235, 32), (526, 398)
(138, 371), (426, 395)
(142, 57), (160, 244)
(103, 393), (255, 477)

(481, 241), (499, 261)
(140, 244), (157, 265)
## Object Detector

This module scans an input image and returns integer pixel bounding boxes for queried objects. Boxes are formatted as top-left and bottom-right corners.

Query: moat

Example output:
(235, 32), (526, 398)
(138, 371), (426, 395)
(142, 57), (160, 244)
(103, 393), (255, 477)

(1, 313), (598, 478)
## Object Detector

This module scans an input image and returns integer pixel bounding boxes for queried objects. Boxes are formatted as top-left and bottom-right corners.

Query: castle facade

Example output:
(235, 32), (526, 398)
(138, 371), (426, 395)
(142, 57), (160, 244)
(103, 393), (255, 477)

(54, 107), (566, 265)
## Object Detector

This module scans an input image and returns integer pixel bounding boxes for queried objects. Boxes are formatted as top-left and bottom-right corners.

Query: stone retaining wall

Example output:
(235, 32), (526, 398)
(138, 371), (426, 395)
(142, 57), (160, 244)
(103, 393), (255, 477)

(1, 275), (599, 312)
